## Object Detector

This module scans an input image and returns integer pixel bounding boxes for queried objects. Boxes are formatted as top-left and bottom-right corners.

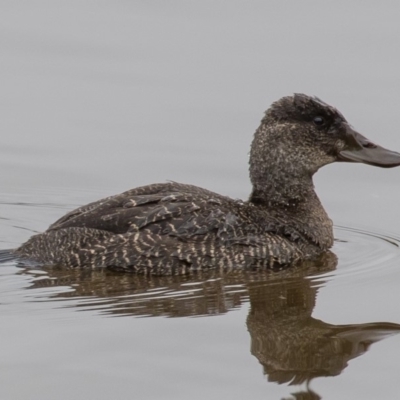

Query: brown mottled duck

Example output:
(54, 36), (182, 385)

(12, 94), (400, 275)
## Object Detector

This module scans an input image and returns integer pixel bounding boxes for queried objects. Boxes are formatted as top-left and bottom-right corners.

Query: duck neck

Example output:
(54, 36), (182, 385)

(248, 122), (321, 208)
(249, 169), (315, 208)
(248, 155), (333, 249)
(250, 178), (333, 249)
(249, 143), (317, 207)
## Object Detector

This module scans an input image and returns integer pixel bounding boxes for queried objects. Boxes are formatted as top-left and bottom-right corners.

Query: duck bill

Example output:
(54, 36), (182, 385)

(338, 125), (400, 168)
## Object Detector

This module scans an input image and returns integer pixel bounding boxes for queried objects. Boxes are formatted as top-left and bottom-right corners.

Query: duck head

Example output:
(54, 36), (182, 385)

(265, 93), (400, 169)
(249, 94), (400, 205)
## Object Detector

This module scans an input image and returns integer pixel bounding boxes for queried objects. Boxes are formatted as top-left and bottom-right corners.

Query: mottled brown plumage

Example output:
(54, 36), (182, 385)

(14, 94), (400, 275)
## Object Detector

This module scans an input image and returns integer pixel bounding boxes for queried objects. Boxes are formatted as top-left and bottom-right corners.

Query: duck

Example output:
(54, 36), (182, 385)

(13, 94), (400, 275)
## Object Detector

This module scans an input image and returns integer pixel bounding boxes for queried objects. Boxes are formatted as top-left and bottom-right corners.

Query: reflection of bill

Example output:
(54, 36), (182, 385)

(20, 252), (400, 399)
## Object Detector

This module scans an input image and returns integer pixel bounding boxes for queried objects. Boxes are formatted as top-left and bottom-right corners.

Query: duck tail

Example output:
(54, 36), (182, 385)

(0, 249), (16, 263)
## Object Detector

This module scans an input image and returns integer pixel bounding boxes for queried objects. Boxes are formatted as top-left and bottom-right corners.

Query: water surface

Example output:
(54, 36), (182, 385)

(1, 2), (400, 399)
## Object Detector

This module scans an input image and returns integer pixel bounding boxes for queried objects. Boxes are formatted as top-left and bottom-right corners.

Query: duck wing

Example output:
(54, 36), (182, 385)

(47, 182), (235, 237)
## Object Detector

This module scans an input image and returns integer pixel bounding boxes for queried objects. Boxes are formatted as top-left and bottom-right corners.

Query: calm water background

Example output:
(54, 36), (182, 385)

(1, 2), (400, 399)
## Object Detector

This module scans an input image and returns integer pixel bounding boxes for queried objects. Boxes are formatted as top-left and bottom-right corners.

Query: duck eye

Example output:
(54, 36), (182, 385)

(313, 116), (325, 127)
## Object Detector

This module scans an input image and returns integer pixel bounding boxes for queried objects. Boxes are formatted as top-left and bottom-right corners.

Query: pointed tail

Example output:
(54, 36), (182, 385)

(0, 249), (16, 263)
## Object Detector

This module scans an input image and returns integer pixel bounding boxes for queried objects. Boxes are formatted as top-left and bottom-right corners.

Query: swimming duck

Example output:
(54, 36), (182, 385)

(14, 94), (400, 275)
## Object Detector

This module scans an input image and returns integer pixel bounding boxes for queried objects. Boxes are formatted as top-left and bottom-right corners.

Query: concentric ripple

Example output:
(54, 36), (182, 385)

(310, 225), (400, 286)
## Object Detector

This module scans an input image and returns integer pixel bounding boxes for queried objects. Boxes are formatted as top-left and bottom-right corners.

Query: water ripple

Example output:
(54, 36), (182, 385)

(309, 226), (400, 286)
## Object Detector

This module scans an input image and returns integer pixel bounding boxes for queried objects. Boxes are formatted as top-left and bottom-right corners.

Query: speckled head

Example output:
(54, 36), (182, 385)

(263, 93), (400, 169)
(264, 94), (346, 125)
(249, 94), (400, 205)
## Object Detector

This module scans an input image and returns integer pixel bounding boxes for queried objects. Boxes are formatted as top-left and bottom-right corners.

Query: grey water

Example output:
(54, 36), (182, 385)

(1, 2), (400, 399)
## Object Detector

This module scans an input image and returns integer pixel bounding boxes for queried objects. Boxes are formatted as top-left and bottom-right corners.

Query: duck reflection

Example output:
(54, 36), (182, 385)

(19, 253), (400, 399)
(247, 269), (400, 393)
